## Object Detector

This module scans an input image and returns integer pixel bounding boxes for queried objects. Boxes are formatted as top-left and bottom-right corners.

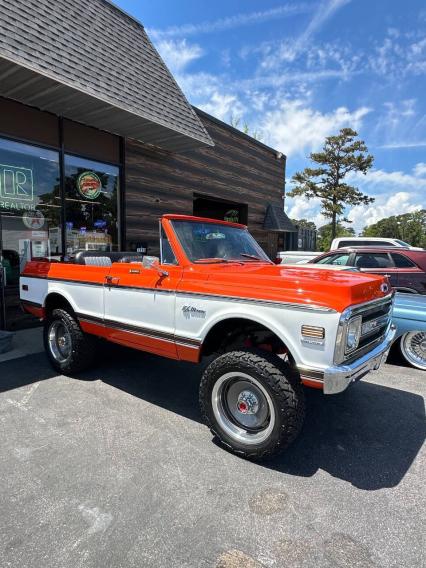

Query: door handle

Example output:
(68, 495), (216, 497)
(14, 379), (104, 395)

(105, 275), (120, 286)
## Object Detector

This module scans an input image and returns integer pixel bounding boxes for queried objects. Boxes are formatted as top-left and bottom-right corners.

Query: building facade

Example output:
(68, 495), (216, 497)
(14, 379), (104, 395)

(0, 0), (291, 330)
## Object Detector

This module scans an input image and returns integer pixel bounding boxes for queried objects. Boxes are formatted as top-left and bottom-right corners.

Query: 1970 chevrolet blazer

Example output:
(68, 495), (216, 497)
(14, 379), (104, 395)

(20, 215), (396, 459)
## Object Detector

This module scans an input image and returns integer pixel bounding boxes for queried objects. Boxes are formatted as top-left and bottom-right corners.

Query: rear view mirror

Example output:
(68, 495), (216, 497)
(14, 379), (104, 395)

(143, 256), (168, 277)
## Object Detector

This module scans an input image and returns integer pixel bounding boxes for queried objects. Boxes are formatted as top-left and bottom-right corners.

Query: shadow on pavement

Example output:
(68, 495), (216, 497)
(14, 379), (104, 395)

(263, 381), (426, 490)
(1, 344), (425, 491)
(85, 344), (425, 491)
(0, 352), (57, 392)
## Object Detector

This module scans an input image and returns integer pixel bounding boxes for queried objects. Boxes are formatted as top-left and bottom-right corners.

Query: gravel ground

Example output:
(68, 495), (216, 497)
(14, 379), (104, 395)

(0, 346), (424, 568)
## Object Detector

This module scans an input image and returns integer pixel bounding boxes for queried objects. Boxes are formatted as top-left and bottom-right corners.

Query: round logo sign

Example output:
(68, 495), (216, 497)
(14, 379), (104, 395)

(77, 171), (102, 200)
(22, 210), (45, 230)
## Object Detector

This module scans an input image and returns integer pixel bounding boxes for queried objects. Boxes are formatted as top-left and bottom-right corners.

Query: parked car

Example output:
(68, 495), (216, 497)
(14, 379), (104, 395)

(275, 250), (319, 264)
(392, 293), (426, 370)
(20, 214), (395, 460)
(330, 237), (423, 250)
(310, 247), (426, 294)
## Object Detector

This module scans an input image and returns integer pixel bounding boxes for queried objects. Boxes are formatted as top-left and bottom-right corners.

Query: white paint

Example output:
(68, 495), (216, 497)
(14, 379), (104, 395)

(21, 274), (342, 370)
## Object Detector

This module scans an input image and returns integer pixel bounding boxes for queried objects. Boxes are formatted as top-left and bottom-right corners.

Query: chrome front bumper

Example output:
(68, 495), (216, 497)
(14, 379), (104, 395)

(300, 324), (397, 395)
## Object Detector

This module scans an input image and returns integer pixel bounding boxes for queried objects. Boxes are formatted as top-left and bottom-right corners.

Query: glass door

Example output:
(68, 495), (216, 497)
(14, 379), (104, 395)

(0, 138), (60, 330)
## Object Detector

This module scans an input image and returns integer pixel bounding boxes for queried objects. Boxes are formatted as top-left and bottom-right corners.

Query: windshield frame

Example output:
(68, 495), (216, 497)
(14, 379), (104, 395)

(170, 219), (272, 265)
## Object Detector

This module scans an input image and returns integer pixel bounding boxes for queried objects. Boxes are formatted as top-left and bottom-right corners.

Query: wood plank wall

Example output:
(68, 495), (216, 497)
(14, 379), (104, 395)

(125, 110), (285, 258)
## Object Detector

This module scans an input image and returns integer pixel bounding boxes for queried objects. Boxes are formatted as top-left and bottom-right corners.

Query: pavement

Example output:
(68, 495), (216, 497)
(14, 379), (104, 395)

(0, 338), (424, 568)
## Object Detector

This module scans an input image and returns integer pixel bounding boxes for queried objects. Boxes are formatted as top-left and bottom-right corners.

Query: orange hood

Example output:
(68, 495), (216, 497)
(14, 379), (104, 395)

(185, 263), (390, 312)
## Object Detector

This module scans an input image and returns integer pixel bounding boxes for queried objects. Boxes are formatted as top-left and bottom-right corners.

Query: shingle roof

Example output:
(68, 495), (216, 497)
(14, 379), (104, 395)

(0, 0), (213, 151)
(263, 204), (297, 232)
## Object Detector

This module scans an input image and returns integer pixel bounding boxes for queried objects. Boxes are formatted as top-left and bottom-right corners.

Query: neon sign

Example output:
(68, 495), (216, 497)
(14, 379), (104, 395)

(0, 164), (35, 211)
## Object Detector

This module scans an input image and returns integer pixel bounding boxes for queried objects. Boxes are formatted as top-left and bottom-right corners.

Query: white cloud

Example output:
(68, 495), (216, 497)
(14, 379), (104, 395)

(261, 100), (371, 156)
(198, 92), (244, 122)
(413, 163), (426, 177)
(148, 4), (310, 39)
(369, 29), (426, 78)
(347, 166), (426, 191)
(155, 39), (204, 73)
(291, 0), (351, 58)
(347, 192), (423, 233)
(286, 164), (426, 234)
(379, 141), (426, 149)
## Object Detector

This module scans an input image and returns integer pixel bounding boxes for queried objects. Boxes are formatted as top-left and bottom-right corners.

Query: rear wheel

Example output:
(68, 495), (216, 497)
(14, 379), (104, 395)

(399, 332), (426, 371)
(199, 350), (305, 460)
(44, 308), (96, 373)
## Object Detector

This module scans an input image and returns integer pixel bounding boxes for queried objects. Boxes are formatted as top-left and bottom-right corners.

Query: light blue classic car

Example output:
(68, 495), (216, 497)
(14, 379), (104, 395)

(392, 293), (426, 371)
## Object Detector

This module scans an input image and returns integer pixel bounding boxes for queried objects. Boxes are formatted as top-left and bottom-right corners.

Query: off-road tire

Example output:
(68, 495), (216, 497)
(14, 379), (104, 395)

(44, 308), (96, 374)
(199, 349), (305, 460)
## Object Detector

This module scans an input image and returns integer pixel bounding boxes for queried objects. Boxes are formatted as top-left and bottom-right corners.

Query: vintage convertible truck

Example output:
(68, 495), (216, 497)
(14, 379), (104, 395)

(20, 215), (396, 459)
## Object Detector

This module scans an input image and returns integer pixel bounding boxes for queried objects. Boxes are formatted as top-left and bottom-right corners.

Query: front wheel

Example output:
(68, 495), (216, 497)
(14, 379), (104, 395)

(399, 332), (426, 371)
(44, 308), (96, 374)
(199, 350), (305, 460)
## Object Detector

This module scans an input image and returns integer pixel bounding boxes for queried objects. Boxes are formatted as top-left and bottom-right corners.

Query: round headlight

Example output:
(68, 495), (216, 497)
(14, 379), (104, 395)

(346, 316), (362, 352)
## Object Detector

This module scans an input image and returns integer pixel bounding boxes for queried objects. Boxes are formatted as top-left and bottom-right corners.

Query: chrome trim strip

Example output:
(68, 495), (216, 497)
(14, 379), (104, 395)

(175, 291), (336, 313)
(33, 275), (337, 313)
(76, 312), (202, 349)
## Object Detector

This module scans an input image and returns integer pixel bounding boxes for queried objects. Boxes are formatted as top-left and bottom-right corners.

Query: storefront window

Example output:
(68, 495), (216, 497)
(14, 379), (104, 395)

(0, 137), (61, 329)
(0, 137), (61, 265)
(64, 155), (119, 255)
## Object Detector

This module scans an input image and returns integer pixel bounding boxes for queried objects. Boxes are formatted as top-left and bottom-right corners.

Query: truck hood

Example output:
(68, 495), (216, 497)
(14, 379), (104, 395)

(190, 262), (390, 312)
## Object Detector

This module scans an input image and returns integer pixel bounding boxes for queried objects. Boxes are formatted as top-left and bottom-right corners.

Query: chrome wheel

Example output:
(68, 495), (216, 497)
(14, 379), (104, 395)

(48, 320), (72, 364)
(400, 332), (426, 371)
(211, 372), (275, 445)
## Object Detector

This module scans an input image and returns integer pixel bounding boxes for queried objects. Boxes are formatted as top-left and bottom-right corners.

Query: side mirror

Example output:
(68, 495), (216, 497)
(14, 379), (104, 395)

(142, 256), (169, 277)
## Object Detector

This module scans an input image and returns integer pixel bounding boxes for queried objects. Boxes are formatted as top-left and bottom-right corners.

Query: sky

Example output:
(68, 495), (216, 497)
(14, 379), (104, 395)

(115, 0), (426, 234)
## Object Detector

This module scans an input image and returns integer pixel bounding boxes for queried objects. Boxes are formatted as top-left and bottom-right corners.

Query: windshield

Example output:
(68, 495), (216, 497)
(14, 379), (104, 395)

(395, 239), (411, 247)
(172, 220), (271, 263)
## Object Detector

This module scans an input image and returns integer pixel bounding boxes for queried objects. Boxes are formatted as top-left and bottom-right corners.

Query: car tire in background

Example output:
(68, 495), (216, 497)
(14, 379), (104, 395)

(399, 331), (426, 371)
(199, 349), (306, 460)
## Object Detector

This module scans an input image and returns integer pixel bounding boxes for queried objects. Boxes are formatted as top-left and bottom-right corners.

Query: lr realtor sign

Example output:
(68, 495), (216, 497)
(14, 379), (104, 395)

(0, 164), (35, 211)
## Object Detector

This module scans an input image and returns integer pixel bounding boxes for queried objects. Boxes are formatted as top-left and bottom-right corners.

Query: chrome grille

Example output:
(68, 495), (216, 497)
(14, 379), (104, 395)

(345, 296), (393, 363)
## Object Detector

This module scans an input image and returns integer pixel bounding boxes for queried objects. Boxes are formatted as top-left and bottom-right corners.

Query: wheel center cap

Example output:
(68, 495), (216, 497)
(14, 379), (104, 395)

(420, 340), (426, 352)
(237, 390), (259, 415)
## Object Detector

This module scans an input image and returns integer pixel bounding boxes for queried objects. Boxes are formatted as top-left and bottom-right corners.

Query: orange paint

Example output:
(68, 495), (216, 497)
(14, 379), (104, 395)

(301, 378), (324, 390)
(21, 214), (392, 365)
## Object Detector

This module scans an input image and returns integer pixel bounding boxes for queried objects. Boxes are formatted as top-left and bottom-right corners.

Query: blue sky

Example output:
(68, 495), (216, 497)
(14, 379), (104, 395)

(115, 0), (426, 233)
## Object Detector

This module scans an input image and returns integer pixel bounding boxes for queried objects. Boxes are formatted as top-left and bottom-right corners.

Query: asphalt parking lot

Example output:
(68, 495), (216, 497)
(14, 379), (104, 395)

(0, 346), (425, 568)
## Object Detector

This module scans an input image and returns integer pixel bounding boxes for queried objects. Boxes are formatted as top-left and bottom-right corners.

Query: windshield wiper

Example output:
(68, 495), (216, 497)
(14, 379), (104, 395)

(194, 257), (230, 264)
(240, 253), (271, 263)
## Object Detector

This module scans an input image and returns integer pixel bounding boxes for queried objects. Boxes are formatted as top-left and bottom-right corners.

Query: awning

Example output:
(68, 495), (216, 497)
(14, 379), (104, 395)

(0, 0), (213, 152)
(263, 203), (298, 232)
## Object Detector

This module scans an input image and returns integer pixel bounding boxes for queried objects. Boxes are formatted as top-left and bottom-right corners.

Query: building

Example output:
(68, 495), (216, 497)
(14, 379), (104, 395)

(0, 0), (294, 330)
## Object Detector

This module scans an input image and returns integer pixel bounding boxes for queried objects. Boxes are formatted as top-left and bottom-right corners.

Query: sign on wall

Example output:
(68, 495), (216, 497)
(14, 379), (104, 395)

(0, 164), (35, 211)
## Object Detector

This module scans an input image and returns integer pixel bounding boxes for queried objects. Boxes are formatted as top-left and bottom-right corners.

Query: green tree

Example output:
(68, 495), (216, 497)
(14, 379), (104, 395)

(291, 218), (317, 231)
(317, 222), (355, 251)
(288, 128), (374, 240)
(363, 210), (426, 248)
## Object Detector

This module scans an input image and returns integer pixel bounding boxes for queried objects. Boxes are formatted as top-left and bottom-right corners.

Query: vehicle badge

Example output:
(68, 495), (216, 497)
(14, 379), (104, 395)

(380, 283), (389, 293)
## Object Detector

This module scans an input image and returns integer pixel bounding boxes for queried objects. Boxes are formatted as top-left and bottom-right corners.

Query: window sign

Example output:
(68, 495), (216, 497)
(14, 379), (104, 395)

(64, 155), (119, 255)
(77, 171), (102, 200)
(0, 164), (34, 206)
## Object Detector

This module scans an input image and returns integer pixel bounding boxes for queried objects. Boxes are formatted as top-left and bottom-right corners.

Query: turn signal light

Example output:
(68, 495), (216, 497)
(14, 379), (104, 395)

(301, 325), (325, 339)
